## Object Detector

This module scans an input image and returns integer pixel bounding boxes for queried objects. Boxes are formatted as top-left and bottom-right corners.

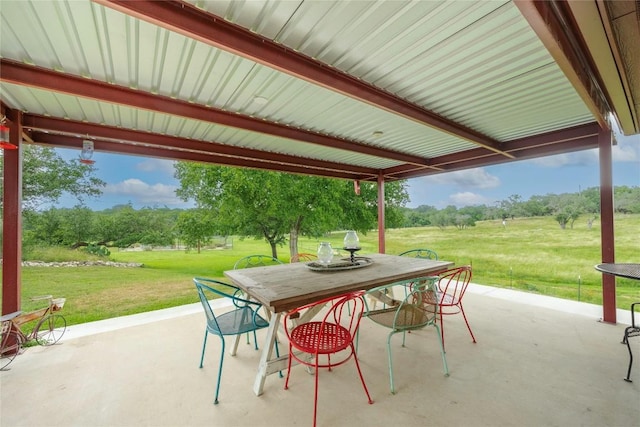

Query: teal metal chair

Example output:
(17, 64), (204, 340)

(363, 277), (449, 394)
(396, 248), (439, 301)
(193, 277), (277, 404)
(398, 248), (438, 260)
(233, 254), (283, 269)
(233, 255), (283, 344)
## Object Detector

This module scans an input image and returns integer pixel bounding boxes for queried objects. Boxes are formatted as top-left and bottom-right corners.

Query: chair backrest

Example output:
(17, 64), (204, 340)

(436, 266), (472, 303)
(399, 248), (438, 260)
(233, 255), (283, 269)
(365, 277), (438, 331)
(284, 291), (366, 351)
(193, 277), (262, 334)
(290, 253), (317, 263)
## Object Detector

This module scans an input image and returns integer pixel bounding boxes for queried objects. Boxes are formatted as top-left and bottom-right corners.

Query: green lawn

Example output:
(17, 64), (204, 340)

(9, 215), (640, 326)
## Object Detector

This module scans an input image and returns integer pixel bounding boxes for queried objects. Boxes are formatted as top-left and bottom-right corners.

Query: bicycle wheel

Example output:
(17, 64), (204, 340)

(1, 329), (24, 370)
(34, 314), (67, 346)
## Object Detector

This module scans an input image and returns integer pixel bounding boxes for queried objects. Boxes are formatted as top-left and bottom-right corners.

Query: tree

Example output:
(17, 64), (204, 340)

(91, 204), (177, 247)
(614, 186), (640, 213)
(175, 163), (409, 258)
(0, 145), (105, 211)
(175, 209), (219, 253)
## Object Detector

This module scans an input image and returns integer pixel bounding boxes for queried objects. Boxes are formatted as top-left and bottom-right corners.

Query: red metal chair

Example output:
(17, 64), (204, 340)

(283, 291), (373, 427)
(290, 252), (317, 263)
(427, 266), (476, 351)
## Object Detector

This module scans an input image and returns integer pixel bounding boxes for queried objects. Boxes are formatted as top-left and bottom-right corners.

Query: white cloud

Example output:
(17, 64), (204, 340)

(531, 150), (597, 168)
(530, 133), (639, 167)
(448, 192), (494, 207)
(104, 179), (184, 206)
(422, 168), (501, 189)
(612, 140), (639, 162)
(135, 159), (176, 176)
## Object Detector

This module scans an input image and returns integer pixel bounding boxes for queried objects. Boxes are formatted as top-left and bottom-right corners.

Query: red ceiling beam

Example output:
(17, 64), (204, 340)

(96, 0), (512, 158)
(388, 134), (599, 180)
(22, 114), (378, 178)
(515, 0), (611, 130)
(31, 132), (370, 180)
(0, 59), (428, 167)
(383, 122), (600, 179)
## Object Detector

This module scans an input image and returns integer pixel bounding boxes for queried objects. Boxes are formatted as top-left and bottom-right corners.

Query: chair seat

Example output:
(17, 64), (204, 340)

(627, 326), (640, 339)
(439, 293), (459, 306)
(212, 307), (269, 336)
(367, 304), (435, 330)
(289, 321), (351, 354)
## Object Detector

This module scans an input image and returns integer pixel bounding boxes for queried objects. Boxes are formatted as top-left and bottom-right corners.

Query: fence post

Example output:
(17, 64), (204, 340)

(577, 275), (581, 301)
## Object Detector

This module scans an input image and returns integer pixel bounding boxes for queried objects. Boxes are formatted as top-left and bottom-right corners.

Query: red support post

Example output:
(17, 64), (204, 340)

(377, 173), (385, 254)
(2, 110), (23, 315)
(598, 128), (616, 323)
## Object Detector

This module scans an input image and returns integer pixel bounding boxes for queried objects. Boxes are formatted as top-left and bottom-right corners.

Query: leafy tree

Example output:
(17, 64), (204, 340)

(429, 211), (447, 229)
(60, 206), (96, 244)
(453, 214), (474, 229)
(175, 164), (409, 258)
(23, 208), (66, 246)
(92, 204), (175, 247)
(615, 186), (640, 213)
(500, 194), (524, 218)
(458, 205), (485, 223)
(175, 209), (219, 253)
(520, 196), (552, 217)
(0, 145), (105, 211)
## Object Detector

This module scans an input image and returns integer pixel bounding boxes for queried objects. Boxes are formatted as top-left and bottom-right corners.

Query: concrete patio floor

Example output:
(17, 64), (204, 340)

(1, 284), (638, 427)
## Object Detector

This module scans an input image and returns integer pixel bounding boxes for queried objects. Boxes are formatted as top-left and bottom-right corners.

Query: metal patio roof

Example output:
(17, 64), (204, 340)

(1, 0), (638, 183)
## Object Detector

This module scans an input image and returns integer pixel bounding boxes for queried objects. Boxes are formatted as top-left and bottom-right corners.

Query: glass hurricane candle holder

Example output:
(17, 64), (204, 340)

(343, 231), (361, 263)
(343, 230), (360, 249)
(317, 242), (334, 265)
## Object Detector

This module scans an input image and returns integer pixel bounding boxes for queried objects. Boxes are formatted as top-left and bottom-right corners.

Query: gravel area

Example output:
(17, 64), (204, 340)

(20, 261), (143, 268)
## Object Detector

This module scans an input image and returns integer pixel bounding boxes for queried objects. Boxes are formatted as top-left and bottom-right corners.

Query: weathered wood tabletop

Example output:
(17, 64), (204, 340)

(224, 253), (454, 313)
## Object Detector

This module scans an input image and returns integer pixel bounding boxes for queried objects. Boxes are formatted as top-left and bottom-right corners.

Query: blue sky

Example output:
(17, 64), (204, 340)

(54, 132), (640, 211)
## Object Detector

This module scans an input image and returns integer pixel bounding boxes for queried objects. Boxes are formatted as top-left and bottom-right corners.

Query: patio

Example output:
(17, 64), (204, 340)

(1, 284), (638, 427)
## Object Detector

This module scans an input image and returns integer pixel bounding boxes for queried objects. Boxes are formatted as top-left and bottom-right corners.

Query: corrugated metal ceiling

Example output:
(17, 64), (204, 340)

(0, 0), (631, 181)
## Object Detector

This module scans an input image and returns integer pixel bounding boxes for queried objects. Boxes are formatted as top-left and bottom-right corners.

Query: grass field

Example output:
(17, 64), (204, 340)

(7, 214), (640, 326)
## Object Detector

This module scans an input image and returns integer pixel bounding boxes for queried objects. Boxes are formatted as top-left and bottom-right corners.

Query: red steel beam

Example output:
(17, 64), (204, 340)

(23, 114), (379, 179)
(96, 0), (511, 158)
(383, 122), (600, 178)
(0, 59), (430, 168)
(31, 133), (370, 181)
(386, 135), (599, 180)
(515, 0), (611, 130)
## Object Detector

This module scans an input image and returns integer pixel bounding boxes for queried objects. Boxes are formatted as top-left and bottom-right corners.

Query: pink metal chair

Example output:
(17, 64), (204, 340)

(427, 266), (476, 351)
(283, 291), (373, 427)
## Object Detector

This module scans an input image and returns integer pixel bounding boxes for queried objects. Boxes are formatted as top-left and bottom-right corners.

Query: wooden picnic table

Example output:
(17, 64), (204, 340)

(224, 253), (453, 395)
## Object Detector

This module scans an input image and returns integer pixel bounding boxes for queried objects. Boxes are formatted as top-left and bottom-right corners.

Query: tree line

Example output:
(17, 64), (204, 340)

(16, 185), (639, 255)
(402, 186), (640, 230)
(2, 146), (639, 258)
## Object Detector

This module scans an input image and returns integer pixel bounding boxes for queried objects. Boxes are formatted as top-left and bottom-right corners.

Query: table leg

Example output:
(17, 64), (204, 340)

(253, 312), (281, 396)
(230, 333), (241, 356)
